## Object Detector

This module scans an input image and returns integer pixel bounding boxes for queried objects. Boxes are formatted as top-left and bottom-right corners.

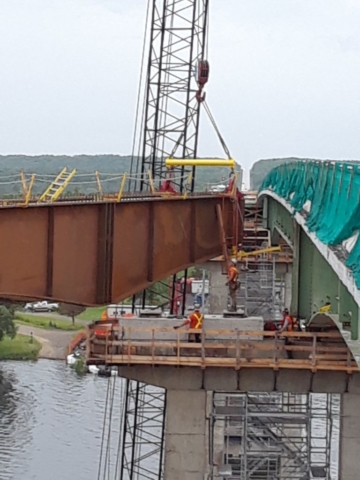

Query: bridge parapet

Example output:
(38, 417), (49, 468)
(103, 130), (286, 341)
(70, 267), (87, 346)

(260, 160), (360, 290)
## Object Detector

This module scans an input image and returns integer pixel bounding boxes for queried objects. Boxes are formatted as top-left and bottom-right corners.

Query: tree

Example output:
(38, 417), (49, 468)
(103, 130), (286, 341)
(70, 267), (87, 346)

(0, 305), (16, 341)
(59, 304), (86, 325)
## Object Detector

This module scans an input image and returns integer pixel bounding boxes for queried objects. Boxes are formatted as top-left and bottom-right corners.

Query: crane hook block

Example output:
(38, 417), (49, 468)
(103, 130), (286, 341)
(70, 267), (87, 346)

(196, 60), (209, 86)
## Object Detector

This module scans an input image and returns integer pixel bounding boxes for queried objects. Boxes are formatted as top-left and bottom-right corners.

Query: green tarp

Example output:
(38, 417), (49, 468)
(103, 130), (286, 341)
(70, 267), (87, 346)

(260, 161), (360, 288)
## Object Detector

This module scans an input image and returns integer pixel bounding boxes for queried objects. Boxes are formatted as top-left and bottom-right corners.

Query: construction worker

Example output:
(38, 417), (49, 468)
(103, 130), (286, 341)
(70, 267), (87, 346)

(226, 258), (239, 312)
(174, 304), (203, 343)
(95, 310), (109, 337)
(279, 308), (295, 333)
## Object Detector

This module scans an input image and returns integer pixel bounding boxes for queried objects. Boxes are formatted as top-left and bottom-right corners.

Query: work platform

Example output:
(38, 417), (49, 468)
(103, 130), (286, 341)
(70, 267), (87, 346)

(86, 316), (358, 375)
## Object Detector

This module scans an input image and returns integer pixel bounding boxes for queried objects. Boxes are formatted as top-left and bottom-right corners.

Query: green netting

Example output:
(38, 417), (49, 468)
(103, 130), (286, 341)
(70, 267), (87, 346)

(260, 161), (360, 288)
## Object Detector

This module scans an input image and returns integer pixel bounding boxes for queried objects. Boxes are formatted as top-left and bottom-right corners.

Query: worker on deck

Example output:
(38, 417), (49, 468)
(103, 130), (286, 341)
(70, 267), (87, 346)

(226, 258), (239, 312)
(174, 304), (203, 343)
(95, 310), (109, 337)
(279, 308), (295, 333)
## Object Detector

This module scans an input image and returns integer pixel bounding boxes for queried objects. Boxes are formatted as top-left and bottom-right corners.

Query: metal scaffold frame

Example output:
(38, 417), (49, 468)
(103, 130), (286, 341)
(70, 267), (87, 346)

(120, 380), (166, 480)
(238, 254), (285, 321)
(210, 392), (340, 480)
(121, 2), (210, 479)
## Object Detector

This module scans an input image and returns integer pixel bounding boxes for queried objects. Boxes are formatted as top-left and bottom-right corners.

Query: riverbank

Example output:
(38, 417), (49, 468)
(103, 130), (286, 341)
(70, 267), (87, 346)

(0, 309), (93, 361)
(0, 334), (41, 360)
(16, 325), (76, 360)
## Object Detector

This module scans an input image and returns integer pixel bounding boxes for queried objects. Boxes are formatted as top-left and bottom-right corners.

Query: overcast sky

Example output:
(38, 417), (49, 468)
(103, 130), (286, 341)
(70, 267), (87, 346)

(1, 0), (360, 174)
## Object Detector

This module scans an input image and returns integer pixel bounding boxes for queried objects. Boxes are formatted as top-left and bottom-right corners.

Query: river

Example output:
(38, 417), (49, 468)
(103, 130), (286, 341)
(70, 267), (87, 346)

(0, 359), (340, 480)
(0, 359), (125, 480)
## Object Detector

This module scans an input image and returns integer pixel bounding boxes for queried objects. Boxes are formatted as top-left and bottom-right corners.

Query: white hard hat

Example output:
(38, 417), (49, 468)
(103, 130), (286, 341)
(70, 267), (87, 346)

(231, 258), (237, 264)
(194, 303), (201, 309)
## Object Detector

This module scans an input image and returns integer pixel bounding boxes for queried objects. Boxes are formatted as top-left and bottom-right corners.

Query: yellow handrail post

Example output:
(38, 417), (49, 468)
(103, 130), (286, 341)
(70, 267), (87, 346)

(117, 173), (127, 202)
(24, 174), (36, 207)
(20, 171), (28, 198)
(148, 170), (155, 194)
(183, 172), (192, 200)
(231, 172), (238, 197)
(95, 171), (103, 200)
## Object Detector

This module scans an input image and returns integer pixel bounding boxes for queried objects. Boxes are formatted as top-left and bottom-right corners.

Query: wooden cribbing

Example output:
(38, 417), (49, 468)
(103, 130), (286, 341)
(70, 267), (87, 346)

(86, 324), (357, 372)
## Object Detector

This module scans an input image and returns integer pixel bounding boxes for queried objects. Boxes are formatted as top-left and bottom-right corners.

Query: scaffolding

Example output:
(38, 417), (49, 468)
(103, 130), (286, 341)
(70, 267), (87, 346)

(237, 255), (285, 321)
(210, 392), (340, 480)
(120, 380), (166, 480)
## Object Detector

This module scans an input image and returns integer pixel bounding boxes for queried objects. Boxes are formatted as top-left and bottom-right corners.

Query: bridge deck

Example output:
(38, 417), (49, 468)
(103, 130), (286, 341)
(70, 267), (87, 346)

(86, 323), (358, 373)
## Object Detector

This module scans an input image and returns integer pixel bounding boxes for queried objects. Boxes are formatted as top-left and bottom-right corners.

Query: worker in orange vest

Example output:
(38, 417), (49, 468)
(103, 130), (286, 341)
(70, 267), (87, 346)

(226, 258), (239, 312)
(95, 310), (109, 337)
(174, 304), (203, 343)
(279, 308), (295, 332)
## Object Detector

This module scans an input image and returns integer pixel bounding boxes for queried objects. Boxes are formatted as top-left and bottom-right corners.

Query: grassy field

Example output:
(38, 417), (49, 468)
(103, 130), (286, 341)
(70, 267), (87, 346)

(15, 313), (83, 331)
(0, 334), (42, 360)
(77, 306), (106, 321)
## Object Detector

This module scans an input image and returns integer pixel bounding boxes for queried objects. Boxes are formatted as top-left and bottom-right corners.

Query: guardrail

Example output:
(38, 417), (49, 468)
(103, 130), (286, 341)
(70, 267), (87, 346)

(86, 325), (357, 373)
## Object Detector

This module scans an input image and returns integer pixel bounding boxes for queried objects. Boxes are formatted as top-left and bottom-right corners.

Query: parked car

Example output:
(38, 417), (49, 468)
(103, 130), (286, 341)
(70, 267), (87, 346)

(24, 301), (59, 312)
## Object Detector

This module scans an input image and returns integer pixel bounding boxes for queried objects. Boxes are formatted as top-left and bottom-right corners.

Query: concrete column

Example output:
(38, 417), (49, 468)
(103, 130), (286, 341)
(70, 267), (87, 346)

(164, 390), (208, 480)
(339, 393), (360, 479)
(284, 270), (292, 310)
(206, 262), (228, 314)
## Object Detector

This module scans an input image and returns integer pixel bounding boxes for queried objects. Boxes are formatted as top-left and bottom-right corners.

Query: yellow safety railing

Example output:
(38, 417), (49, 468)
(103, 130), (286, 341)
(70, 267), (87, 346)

(24, 174), (36, 207)
(95, 171), (103, 200)
(182, 172), (193, 199)
(117, 173), (127, 202)
(228, 245), (282, 261)
(148, 170), (156, 194)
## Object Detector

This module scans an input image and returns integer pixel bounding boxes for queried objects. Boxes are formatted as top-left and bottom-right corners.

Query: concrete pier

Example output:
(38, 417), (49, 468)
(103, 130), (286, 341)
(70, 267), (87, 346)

(164, 390), (208, 480)
(206, 262), (228, 314)
(340, 393), (360, 479)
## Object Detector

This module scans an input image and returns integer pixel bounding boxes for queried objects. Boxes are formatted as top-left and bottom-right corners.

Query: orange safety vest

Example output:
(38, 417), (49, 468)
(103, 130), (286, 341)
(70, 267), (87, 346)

(96, 311), (109, 337)
(228, 266), (239, 283)
(281, 315), (294, 331)
(189, 312), (203, 329)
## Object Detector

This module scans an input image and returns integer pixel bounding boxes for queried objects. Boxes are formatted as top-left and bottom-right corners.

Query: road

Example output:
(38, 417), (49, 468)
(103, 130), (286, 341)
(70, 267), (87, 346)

(17, 325), (74, 360)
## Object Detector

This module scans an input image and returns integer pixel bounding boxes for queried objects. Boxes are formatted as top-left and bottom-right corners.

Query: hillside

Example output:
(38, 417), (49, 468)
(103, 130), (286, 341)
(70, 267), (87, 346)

(0, 155), (237, 197)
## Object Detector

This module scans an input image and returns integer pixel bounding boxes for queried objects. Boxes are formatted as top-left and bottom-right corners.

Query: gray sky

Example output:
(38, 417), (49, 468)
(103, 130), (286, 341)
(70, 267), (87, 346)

(1, 0), (360, 174)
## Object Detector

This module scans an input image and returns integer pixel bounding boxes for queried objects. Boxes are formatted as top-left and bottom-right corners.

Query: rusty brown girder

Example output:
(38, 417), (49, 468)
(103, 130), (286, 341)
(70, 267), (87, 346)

(0, 194), (240, 306)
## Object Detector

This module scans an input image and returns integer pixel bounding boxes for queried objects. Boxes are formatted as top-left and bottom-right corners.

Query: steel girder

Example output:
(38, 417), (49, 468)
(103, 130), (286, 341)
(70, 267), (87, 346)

(0, 195), (236, 306)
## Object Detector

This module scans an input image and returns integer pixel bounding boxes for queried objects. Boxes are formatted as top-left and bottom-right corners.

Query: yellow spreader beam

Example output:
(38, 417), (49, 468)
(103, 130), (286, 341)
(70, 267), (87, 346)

(166, 158), (236, 168)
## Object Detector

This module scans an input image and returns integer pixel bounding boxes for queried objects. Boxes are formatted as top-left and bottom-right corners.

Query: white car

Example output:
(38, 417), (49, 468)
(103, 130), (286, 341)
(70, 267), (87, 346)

(24, 301), (59, 312)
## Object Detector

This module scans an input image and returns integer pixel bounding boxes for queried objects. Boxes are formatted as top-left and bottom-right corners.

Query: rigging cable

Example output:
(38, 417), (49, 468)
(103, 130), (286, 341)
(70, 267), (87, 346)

(113, 378), (126, 479)
(97, 376), (112, 480)
(103, 373), (117, 480)
(129, 0), (151, 191)
(202, 100), (232, 159)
